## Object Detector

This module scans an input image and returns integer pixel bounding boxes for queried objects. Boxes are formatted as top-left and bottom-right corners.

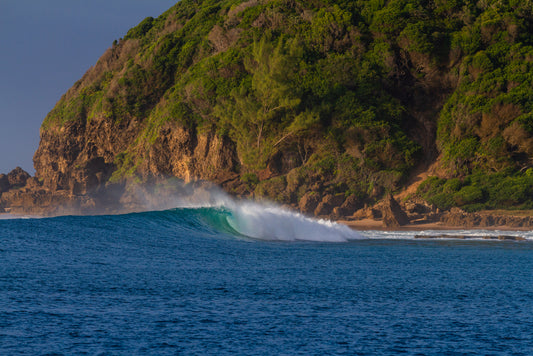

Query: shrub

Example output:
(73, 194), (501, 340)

(454, 185), (484, 205)
(241, 172), (259, 189)
(255, 176), (288, 202)
(125, 17), (155, 40)
(419, 170), (533, 211)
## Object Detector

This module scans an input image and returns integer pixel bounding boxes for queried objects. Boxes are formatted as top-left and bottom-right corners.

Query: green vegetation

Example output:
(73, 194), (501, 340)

(418, 169), (533, 211)
(41, 0), (533, 210)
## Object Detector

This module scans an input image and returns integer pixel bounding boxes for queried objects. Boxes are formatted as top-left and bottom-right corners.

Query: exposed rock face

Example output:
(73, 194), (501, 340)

(380, 194), (410, 227)
(441, 208), (533, 228)
(314, 193), (345, 217)
(0, 188), (85, 216)
(333, 194), (363, 218)
(298, 192), (320, 214)
(141, 125), (238, 185)
(1, 168), (33, 195)
(402, 197), (440, 224)
(27, 115), (239, 214)
(33, 117), (140, 194)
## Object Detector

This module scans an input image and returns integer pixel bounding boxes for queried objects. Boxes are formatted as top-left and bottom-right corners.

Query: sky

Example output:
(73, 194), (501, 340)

(0, 0), (177, 174)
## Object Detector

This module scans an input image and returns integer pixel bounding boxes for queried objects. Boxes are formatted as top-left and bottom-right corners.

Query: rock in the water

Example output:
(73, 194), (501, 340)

(415, 234), (526, 241)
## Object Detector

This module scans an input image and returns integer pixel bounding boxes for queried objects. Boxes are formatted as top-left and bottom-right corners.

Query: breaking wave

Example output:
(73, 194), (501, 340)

(149, 199), (363, 242)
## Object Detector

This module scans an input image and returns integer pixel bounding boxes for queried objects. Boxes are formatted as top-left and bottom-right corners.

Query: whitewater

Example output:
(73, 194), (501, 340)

(1, 195), (532, 354)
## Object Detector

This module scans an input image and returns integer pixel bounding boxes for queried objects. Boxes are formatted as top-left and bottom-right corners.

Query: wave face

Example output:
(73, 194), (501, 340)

(143, 200), (363, 242)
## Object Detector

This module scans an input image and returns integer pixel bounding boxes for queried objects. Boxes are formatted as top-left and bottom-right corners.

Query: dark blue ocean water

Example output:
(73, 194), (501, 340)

(1, 207), (532, 355)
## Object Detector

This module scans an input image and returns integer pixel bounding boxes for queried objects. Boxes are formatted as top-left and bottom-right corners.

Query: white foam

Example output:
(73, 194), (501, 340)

(359, 229), (533, 240)
(0, 213), (34, 220)
(220, 200), (362, 242)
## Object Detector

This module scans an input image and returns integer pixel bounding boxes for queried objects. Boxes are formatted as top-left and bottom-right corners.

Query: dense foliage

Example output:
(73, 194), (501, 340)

(418, 168), (533, 211)
(42, 0), (533, 209)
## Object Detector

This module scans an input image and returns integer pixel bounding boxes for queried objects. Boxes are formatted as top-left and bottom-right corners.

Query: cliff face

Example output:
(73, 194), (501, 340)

(141, 125), (238, 184)
(33, 118), (238, 194)
(34, 117), (134, 194)
(7, 0), (533, 215)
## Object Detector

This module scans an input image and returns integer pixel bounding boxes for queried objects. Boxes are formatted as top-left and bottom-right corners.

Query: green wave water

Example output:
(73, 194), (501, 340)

(134, 202), (363, 242)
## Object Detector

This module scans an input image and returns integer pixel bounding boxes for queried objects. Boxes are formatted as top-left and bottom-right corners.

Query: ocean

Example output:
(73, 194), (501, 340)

(1, 199), (532, 355)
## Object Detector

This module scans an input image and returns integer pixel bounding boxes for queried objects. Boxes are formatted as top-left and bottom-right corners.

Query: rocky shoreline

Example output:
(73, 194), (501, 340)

(2, 167), (533, 233)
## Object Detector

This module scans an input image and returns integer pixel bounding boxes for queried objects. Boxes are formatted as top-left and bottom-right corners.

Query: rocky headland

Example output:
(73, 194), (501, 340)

(1, 0), (532, 227)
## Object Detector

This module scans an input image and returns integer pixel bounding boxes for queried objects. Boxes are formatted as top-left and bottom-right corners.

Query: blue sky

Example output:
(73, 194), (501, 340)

(0, 0), (177, 174)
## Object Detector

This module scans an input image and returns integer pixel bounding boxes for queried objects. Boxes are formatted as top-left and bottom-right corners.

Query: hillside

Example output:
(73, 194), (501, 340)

(2, 0), (533, 218)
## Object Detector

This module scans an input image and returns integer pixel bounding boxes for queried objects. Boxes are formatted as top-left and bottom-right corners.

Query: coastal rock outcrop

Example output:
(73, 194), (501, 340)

(314, 194), (345, 217)
(6, 167), (30, 188)
(140, 125), (238, 186)
(298, 192), (320, 215)
(380, 195), (410, 227)
(332, 195), (363, 219)
(441, 208), (533, 229)
(0, 167), (33, 194)
(33, 117), (140, 194)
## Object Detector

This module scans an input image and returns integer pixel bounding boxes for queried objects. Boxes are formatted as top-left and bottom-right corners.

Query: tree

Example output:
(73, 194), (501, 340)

(216, 34), (307, 168)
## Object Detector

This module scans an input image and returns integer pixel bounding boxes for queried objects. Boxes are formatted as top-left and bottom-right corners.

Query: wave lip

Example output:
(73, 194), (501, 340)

(222, 201), (362, 242)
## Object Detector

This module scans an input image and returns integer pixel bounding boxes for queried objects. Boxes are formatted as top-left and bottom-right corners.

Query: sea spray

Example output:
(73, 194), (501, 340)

(222, 200), (361, 242)
(5, 178), (530, 241)
(119, 180), (362, 241)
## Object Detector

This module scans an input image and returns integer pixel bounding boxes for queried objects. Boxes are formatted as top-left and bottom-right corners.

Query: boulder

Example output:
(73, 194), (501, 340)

(323, 193), (345, 207)
(314, 201), (330, 216)
(335, 194), (363, 217)
(298, 192), (320, 214)
(314, 193), (344, 216)
(352, 206), (381, 220)
(7, 167), (30, 188)
(381, 194), (410, 227)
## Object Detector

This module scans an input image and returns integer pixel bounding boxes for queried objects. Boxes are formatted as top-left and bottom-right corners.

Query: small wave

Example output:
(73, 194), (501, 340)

(0, 213), (34, 220)
(359, 229), (533, 241)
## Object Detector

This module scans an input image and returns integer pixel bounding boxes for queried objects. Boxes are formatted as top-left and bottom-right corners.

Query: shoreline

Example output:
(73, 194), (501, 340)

(338, 218), (533, 232)
(2, 209), (533, 233)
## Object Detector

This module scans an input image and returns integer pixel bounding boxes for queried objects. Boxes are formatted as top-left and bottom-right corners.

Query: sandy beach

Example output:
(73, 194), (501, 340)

(339, 218), (533, 232)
